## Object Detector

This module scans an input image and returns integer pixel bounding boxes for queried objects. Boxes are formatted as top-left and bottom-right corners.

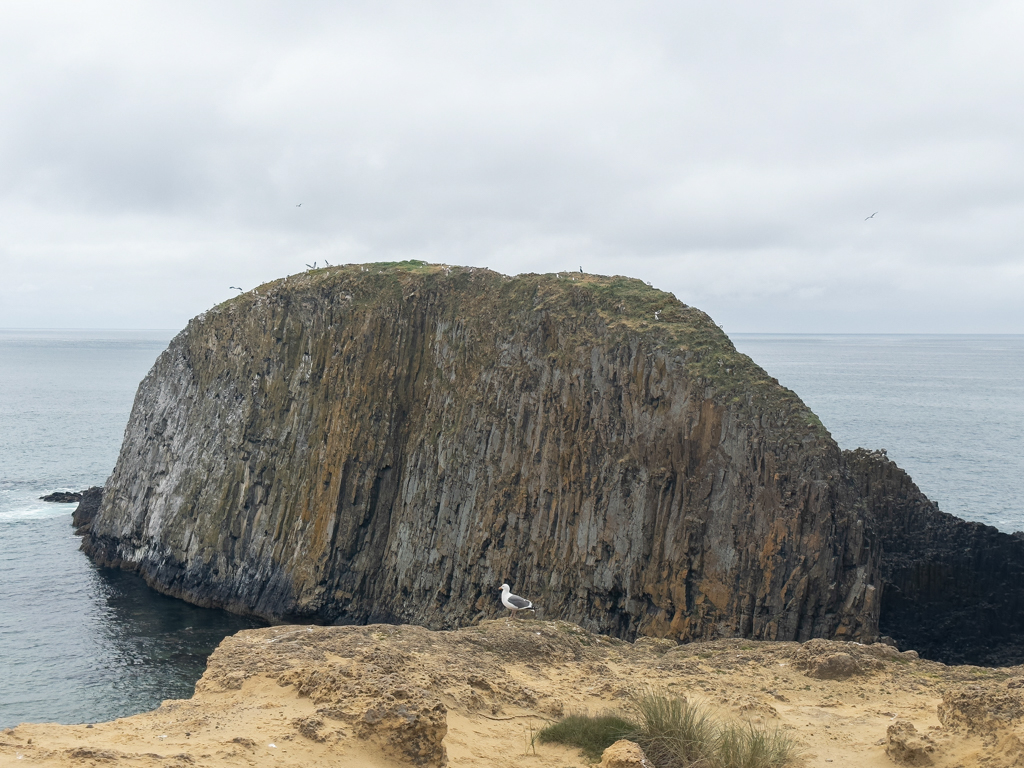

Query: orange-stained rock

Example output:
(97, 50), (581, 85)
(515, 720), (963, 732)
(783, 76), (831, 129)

(77, 263), (1024, 665)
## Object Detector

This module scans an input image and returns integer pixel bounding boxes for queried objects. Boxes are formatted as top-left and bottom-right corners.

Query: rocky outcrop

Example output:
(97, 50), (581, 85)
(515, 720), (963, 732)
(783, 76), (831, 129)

(886, 720), (935, 766)
(40, 490), (84, 503)
(78, 262), (1024, 664)
(794, 636), (917, 680)
(846, 449), (1024, 666)
(70, 486), (103, 535)
(599, 740), (651, 768)
(938, 686), (1024, 734)
(82, 263), (878, 644)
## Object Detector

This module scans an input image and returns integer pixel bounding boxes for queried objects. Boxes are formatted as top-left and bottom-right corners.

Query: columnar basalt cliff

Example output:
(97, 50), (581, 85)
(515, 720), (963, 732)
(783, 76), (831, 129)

(845, 449), (1024, 666)
(79, 262), (1024, 664)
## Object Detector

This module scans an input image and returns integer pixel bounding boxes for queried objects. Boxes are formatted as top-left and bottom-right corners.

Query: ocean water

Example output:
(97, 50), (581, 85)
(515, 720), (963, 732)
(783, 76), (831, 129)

(1, 331), (1021, 728)
(0, 330), (261, 728)
(733, 334), (1024, 532)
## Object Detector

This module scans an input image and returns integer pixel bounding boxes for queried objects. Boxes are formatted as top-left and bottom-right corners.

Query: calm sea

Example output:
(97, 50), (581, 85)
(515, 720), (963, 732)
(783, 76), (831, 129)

(0, 330), (261, 728)
(1, 331), (1021, 727)
(733, 334), (1024, 532)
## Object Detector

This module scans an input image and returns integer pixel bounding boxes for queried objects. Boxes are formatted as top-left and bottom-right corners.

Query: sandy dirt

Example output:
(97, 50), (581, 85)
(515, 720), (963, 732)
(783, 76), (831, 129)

(4, 619), (1024, 767)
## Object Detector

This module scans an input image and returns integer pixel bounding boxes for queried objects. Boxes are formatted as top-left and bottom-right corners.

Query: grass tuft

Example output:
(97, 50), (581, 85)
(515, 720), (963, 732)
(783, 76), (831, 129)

(630, 691), (717, 767)
(536, 712), (635, 761)
(537, 690), (797, 767)
(715, 721), (797, 768)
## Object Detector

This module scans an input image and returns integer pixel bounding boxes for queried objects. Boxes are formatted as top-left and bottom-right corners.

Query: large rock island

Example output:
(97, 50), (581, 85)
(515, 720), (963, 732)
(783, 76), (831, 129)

(78, 262), (1024, 665)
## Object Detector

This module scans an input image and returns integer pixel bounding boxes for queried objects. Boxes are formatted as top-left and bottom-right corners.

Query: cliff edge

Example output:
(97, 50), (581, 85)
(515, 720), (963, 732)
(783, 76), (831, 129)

(79, 262), (1024, 664)
(7, 620), (1024, 767)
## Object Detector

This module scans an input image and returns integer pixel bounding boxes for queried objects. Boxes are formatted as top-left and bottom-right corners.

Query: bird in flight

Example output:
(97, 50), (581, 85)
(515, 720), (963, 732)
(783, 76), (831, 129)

(229, 286), (243, 292)
(296, 203), (302, 207)
(305, 262), (317, 269)
(865, 212), (878, 220)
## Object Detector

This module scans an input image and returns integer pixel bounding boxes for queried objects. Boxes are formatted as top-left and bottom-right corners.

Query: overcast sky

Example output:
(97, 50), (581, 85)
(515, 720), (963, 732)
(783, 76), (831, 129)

(1, 1), (1022, 333)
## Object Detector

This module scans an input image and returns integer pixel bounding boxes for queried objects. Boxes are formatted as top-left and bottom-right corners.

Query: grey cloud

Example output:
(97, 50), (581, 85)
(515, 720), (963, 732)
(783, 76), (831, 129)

(0, 1), (1022, 331)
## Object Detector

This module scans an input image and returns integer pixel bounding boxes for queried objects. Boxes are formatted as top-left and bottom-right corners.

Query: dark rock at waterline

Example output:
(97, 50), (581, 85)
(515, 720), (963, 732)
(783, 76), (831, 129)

(71, 487), (104, 535)
(78, 263), (1024, 665)
(847, 449), (1024, 666)
(40, 491), (84, 503)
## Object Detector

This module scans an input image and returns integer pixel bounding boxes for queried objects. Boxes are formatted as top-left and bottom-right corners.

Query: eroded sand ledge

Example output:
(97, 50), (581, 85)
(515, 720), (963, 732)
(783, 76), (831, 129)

(5, 619), (1024, 767)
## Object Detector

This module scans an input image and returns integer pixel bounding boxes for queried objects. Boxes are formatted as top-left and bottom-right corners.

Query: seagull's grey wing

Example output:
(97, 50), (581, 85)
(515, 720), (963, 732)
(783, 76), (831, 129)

(507, 594), (532, 609)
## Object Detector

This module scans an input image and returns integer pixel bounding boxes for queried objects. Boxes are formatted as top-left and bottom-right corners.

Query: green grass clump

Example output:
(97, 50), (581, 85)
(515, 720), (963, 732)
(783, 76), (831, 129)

(631, 691), (717, 767)
(537, 691), (797, 768)
(536, 713), (635, 760)
(715, 721), (797, 768)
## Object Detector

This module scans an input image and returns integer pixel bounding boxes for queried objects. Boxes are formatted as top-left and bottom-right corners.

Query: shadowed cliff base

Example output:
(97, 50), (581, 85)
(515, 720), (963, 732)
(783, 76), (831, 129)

(845, 448), (1024, 667)
(76, 262), (1024, 665)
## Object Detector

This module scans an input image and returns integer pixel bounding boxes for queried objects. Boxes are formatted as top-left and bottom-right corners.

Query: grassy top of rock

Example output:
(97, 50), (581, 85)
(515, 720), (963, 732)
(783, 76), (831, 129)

(210, 260), (828, 443)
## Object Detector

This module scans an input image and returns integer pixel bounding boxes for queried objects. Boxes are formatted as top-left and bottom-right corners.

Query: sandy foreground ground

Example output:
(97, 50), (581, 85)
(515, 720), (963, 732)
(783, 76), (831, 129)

(4, 619), (1024, 767)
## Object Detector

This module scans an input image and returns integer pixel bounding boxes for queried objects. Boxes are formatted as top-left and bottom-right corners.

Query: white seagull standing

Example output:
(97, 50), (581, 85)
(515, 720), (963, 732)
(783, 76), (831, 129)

(499, 584), (534, 619)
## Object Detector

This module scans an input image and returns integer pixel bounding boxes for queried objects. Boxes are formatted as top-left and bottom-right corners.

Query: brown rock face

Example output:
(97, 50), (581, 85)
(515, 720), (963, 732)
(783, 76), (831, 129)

(81, 263), (878, 644)
(78, 262), (1024, 663)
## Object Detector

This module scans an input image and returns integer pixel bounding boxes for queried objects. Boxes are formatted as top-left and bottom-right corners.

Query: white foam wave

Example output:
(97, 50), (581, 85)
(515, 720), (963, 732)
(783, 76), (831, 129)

(0, 490), (76, 522)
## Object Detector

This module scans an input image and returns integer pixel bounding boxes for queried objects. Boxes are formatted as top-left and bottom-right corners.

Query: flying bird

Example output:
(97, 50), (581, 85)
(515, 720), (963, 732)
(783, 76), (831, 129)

(865, 212), (878, 220)
(296, 203), (302, 207)
(229, 286), (243, 292)
(579, 267), (583, 273)
(306, 262), (317, 269)
(499, 584), (535, 620)
(324, 259), (330, 267)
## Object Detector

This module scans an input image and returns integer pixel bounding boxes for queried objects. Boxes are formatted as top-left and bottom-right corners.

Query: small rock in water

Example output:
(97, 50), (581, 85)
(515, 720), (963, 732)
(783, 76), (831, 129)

(39, 490), (84, 503)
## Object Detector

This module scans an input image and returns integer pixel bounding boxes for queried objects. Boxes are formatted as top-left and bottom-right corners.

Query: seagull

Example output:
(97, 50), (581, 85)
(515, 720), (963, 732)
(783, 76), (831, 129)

(500, 584), (535, 620)
(296, 203), (302, 207)
(305, 262), (317, 269)
(324, 259), (330, 267)
(865, 211), (878, 220)
(229, 286), (243, 292)
(579, 266), (583, 273)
